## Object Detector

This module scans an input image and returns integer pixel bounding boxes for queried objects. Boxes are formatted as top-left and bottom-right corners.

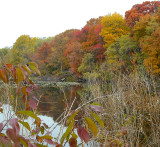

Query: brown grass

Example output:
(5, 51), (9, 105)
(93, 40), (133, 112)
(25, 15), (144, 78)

(83, 73), (160, 146)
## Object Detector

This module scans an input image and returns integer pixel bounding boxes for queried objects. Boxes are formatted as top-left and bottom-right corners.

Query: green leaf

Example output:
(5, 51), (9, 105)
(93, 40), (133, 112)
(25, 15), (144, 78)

(19, 120), (31, 131)
(20, 138), (28, 147)
(60, 120), (75, 144)
(92, 113), (104, 128)
(85, 117), (98, 137)
(67, 110), (79, 125)
(27, 62), (38, 68)
(91, 103), (102, 106)
(18, 111), (39, 121)
(38, 135), (53, 140)
(36, 143), (47, 147)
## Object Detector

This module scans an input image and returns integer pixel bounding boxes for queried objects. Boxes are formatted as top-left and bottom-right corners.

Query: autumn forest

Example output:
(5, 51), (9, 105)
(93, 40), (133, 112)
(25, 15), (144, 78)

(1, 1), (160, 80)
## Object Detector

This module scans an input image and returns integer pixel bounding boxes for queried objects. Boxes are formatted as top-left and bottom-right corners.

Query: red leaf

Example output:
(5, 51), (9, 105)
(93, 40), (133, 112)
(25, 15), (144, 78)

(32, 96), (39, 102)
(44, 139), (54, 144)
(9, 118), (20, 135)
(42, 123), (49, 129)
(26, 86), (33, 93)
(32, 83), (38, 90)
(0, 123), (3, 132)
(0, 135), (11, 145)
(11, 67), (17, 82)
(90, 105), (103, 113)
(16, 82), (22, 94)
(77, 126), (89, 143)
(29, 99), (37, 109)
(6, 128), (19, 142)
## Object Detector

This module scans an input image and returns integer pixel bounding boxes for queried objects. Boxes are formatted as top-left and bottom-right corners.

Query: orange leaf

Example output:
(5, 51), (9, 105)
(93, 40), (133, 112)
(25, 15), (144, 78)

(69, 137), (77, 147)
(0, 69), (8, 83)
(22, 87), (28, 96)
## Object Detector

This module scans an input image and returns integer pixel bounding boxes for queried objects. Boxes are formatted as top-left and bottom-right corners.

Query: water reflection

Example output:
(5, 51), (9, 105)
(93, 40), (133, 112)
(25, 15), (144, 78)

(0, 84), (83, 146)
(0, 84), (82, 121)
(36, 85), (81, 121)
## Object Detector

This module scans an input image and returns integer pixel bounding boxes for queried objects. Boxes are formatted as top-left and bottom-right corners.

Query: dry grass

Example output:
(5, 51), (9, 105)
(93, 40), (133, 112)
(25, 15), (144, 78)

(83, 73), (160, 146)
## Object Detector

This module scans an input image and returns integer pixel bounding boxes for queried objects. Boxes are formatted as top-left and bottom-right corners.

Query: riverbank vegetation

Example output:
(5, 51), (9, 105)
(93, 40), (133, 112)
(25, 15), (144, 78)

(0, 1), (160, 146)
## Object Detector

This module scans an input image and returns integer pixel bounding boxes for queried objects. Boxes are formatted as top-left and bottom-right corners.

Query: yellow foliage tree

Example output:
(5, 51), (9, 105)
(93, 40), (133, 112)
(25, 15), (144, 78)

(10, 35), (38, 64)
(100, 13), (129, 49)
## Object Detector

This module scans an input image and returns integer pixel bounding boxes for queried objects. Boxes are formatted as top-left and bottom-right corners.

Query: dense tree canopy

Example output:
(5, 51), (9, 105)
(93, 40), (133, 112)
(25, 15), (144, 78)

(125, 1), (160, 28)
(133, 11), (160, 75)
(1, 1), (160, 77)
(10, 35), (38, 64)
(100, 13), (129, 49)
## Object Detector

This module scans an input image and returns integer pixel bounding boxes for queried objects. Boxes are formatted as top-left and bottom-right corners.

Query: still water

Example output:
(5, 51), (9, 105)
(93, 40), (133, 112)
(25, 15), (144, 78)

(0, 83), (96, 146)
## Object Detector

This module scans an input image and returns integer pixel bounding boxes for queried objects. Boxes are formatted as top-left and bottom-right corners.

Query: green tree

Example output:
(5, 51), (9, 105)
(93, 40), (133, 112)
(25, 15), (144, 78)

(107, 35), (140, 73)
(78, 53), (95, 74)
(0, 47), (10, 65)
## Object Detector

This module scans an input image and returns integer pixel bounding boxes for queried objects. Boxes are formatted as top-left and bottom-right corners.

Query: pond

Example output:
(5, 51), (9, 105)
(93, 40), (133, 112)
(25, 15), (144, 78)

(0, 82), (97, 146)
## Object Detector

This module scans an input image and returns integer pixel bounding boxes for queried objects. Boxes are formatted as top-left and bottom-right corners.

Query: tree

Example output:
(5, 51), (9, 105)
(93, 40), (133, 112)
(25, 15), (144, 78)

(74, 18), (105, 62)
(100, 13), (129, 49)
(133, 14), (158, 41)
(0, 48), (10, 65)
(140, 27), (160, 75)
(125, 1), (160, 28)
(65, 41), (83, 75)
(49, 29), (77, 73)
(34, 42), (52, 75)
(133, 11), (160, 75)
(78, 53), (95, 74)
(10, 35), (38, 64)
(107, 35), (140, 73)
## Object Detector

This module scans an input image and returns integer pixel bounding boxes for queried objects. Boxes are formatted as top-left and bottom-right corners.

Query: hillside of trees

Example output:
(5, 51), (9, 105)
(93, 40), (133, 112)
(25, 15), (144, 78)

(1, 1), (160, 81)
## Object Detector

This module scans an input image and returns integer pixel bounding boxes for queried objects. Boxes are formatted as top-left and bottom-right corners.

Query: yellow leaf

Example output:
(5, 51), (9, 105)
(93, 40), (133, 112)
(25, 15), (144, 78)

(21, 65), (32, 75)
(85, 117), (98, 137)
(27, 62), (41, 76)
(92, 113), (104, 128)
(10, 95), (14, 99)
(16, 67), (24, 83)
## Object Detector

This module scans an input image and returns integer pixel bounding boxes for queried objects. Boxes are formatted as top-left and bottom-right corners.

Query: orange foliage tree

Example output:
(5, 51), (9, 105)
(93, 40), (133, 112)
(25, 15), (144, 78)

(133, 11), (160, 75)
(65, 41), (83, 75)
(140, 27), (160, 75)
(49, 29), (77, 73)
(125, 1), (160, 28)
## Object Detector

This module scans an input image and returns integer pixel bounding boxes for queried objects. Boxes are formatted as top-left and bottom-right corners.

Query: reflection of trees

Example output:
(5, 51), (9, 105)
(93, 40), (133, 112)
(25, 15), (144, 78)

(35, 86), (81, 121)
(0, 84), (27, 119)
(0, 84), (82, 122)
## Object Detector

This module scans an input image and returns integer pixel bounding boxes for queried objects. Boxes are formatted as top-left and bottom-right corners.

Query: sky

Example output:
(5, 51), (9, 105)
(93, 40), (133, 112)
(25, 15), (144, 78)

(0, 0), (156, 48)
